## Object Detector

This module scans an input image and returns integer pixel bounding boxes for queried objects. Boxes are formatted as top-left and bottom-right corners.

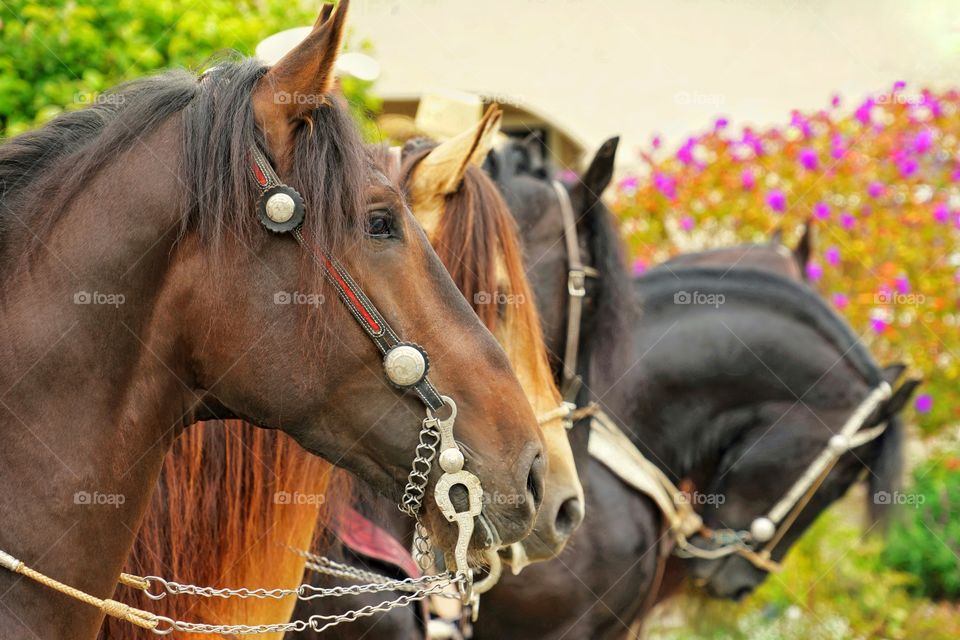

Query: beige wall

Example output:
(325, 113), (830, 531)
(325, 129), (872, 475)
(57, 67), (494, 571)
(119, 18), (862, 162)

(348, 0), (960, 171)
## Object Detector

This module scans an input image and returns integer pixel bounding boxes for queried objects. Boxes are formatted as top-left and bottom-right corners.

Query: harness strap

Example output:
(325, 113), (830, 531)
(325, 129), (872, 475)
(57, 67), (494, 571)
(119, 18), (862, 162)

(251, 145), (444, 412)
(552, 180), (586, 401)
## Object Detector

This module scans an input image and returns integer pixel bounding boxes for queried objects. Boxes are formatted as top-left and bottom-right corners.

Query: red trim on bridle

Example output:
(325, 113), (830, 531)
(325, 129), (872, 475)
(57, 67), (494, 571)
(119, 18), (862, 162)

(252, 163), (268, 187)
(321, 256), (383, 334)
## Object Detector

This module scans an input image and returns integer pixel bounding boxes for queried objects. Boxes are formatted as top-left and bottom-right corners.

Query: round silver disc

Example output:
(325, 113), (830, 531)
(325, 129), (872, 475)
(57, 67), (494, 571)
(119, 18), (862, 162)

(384, 345), (427, 387)
(265, 192), (296, 223)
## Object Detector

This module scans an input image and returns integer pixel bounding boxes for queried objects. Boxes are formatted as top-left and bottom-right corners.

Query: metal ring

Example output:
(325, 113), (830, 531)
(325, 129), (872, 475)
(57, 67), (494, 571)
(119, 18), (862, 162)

(142, 576), (168, 600)
(151, 616), (176, 635)
(425, 395), (457, 422)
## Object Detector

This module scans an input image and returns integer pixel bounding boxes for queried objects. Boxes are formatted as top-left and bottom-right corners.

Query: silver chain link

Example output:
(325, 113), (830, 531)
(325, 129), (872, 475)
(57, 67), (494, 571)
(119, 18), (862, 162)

(399, 416), (441, 517)
(152, 577), (460, 635)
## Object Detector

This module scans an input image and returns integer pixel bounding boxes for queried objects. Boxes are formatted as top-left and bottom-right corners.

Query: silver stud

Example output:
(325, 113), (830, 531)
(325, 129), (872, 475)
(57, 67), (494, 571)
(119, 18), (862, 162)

(439, 448), (465, 473)
(750, 517), (776, 543)
(384, 345), (427, 387)
(265, 192), (296, 223)
(828, 434), (850, 453)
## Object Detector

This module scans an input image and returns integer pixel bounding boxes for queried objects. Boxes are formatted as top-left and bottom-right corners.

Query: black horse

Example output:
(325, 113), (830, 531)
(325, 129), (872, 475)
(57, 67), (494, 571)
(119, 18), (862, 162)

(472, 139), (918, 639)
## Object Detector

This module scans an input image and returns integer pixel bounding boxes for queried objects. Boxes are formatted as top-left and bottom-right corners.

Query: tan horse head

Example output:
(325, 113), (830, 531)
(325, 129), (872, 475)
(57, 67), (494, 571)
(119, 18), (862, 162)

(402, 105), (585, 563)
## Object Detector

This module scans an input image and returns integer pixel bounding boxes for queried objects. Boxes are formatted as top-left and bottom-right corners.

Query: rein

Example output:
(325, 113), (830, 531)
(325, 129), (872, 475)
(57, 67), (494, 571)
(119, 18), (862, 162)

(0, 144), (490, 635)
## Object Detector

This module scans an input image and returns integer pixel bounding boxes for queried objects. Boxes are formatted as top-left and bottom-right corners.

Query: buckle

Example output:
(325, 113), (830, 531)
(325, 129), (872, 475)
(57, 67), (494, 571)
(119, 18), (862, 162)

(568, 269), (586, 297)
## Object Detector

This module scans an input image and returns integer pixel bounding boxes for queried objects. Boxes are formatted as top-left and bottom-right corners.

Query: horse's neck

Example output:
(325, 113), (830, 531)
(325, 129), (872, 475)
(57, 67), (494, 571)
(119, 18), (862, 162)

(0, 128), (195, 637)
(0, 347), (189, 637)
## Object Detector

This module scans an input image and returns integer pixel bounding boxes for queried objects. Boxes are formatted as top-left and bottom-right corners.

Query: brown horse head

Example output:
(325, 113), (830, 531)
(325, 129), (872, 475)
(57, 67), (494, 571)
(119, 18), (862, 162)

(402, 108), (584, 563)
(0, 2), (542, 636)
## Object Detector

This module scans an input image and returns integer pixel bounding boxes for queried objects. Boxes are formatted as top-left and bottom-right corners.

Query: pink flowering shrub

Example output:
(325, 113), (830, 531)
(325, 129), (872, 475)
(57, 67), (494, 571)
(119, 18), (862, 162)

(613, 84), (960, 433)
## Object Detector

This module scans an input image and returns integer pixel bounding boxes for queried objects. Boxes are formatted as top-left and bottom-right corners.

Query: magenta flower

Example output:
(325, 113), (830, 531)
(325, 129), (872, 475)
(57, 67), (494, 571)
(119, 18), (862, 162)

(653, 172), (677, 200)
(934, 202), (950, 223)
(825, 246), (841, 266)
(806, 261), (823, 281)
(632, 258), (647, 276)
(813, 201), (831, 220)
(895, 275), (911, 294)
(899, 158), (918, 178)
(831, 134), (847, 160)
(652, 135), (662, 149)
(951, 166), (960, 182)
(715, 117), (729, 130)
(870, 317), (888, 334)
(767, 189), (787, 213)
(867, 181), (886, 198)
(840, 211), (856, 229)
(914, 394), (933, 414)
(855, 98), (875, 125)
(893, 80), (906, 92)
(913, 129), (933, 154)
(741, 168), (756, 191)
(679, 216), (695, 231)
(799, 147), (818, 170)
(618, 175), (639, 192)
(832, 293), (849, 309)
(677, 138), (696, 166)
(831, 94), (841, 108)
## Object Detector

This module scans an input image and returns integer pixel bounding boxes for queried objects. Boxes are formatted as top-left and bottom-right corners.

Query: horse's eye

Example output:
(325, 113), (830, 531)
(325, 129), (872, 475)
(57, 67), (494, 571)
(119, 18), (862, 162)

(367, 210), (393, 238)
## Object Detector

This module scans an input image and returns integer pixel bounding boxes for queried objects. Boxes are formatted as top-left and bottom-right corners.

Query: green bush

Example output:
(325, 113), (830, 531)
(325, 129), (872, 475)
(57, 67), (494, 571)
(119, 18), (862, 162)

(0, 0), (379, 137)
(883, 454), (960, 600)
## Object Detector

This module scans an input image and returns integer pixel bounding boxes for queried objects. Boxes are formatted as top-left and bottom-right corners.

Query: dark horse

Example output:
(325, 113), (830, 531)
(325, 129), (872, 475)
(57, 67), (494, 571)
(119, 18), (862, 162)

(472, 139), (917, 639)
(0, 4), (546, 637)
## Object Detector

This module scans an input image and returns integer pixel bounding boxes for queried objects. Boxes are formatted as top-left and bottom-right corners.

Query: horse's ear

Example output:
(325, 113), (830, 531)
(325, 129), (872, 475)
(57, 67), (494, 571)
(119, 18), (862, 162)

(251, 0), (349, 170)
(878, 377), (922, 422)
(880, 363), (908, 387)
(575, 136), (619, 209)
(794, 218), (814, 274)
(416, 104), (502, 195)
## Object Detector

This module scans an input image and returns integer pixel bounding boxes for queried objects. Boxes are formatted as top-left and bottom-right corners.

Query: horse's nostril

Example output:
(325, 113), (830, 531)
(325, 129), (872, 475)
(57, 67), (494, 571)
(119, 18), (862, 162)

(526, 453), (545, 510)
(554, 497), (584, 537)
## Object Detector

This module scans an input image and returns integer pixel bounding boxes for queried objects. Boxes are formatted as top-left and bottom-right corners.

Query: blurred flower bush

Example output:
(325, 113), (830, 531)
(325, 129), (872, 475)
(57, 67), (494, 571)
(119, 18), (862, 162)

(883, 453), (960, 600)
(0, 0), (380, 138)
(613, 84), (960, 434)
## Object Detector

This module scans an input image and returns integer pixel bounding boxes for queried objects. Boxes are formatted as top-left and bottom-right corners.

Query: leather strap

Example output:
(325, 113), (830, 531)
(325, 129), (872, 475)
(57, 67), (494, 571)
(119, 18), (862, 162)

(552, 180), (586, 401)
(251, 146), (445, 411)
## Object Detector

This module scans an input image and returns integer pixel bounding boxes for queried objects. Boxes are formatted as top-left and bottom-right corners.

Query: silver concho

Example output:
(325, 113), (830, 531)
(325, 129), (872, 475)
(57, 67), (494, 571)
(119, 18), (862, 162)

(749, 517), (776, 543)
(383, 344), (427, 387)
(265, 192), (297, 223)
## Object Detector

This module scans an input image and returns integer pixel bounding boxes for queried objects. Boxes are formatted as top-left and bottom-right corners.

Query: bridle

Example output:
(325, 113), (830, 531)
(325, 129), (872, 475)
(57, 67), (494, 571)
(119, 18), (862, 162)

(675, 381), (893, 572)
(0, 143), (491, 635)
(545, 177), (896, 575)
(252, 145), (485, 594)
(552, 180), (599, 405)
